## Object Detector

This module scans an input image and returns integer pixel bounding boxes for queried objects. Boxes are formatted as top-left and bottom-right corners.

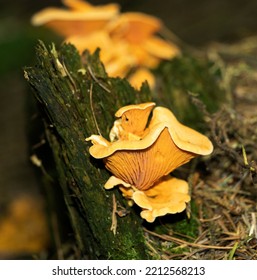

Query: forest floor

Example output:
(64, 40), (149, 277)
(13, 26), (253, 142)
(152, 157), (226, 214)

(144, 37), (257, 260)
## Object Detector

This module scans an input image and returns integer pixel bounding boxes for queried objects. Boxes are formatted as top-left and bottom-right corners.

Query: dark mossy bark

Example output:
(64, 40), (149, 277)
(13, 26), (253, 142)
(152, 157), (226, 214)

(154, 54), (229, 130)
(25, 42), (152, 259)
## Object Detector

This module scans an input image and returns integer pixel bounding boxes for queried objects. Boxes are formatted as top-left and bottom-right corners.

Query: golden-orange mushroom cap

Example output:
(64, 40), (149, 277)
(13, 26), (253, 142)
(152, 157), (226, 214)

(62, 0), (119, 13)
(86, 104), (213, 192)
(133, 176), (190, 222)
(112, 102), (155, 139)
(107, 12), (162, 44)
(143, 36), (181, 60)
(88, 128), (194, 191)
(62, 0), (95, 11)
(106, 12), (180, 69)
(149, 106), (213, 155)
(103, 175), (190, 222)
(66, 31), (112, 54)
(126, 44), (160, 68)
(31, 0), (119, 37)
(128, 68), (156, 90)
(66, 32), (136, 77)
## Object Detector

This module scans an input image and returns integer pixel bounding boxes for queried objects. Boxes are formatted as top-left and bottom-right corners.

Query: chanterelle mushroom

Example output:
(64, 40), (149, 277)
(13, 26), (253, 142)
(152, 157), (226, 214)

(31, 1), (180, 89)
(86, 102), (213, 222)
(31, 0), (119, 37)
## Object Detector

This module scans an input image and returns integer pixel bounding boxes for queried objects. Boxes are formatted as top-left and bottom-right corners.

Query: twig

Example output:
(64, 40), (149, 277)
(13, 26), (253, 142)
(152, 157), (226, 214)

(190, 94), (257, 183)
(110, 194), (117, 235)
(87, 64), (111, 93)
(144, 229), (234, 250)
(89, 83), (102, 136)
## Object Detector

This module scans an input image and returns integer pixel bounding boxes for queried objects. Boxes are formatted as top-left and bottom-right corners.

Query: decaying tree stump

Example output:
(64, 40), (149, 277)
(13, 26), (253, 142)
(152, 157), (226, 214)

(25, 42), (152, 259)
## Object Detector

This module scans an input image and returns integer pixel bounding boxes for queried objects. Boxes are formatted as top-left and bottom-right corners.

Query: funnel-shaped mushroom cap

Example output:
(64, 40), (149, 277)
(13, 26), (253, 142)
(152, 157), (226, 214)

(86, 103), (213, 222)
(98, 128), (195, 191)
(86, 104), (213, 191)
(31, 0), (119, 37)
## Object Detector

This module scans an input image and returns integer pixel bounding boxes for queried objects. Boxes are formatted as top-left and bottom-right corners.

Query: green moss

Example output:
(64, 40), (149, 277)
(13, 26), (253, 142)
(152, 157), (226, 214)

(26, 42), (153, 260)
(154, 54), (228, 130)
(171, 202), (199, 239)
(144, 201), (199, 258)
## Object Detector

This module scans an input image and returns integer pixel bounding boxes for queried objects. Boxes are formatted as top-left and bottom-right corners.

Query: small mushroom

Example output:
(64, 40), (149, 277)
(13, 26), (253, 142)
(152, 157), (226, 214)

(132, 176), (190, 223)
(86, 103), (213, 222)
(104, 175), (190, 223)
(128, 68), (155, 90)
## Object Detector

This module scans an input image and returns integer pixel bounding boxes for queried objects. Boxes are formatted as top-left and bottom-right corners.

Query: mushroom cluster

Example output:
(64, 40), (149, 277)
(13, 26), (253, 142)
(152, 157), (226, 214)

(31, 0), (180, 89)
(86, 103), (213, 222)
